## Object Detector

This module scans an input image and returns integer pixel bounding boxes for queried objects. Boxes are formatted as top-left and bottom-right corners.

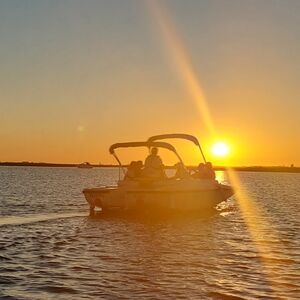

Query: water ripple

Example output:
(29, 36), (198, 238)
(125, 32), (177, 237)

(0, 167), (299, 299)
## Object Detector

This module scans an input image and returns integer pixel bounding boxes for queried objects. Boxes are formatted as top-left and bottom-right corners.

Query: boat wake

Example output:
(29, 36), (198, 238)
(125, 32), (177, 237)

(0, 212), (87, 227)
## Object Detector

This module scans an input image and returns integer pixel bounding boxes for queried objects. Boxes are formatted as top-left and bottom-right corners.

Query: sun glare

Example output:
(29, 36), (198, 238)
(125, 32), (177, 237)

(212, 142), (229, 157)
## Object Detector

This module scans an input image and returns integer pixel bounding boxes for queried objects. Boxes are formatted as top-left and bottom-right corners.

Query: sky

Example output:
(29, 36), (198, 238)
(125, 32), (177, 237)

(0, 0), (299, 166)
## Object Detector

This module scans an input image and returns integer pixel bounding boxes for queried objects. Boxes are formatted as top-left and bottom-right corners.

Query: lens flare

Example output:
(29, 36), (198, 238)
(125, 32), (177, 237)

(145, 2), (288, 296)
(146, 0), (215, 136)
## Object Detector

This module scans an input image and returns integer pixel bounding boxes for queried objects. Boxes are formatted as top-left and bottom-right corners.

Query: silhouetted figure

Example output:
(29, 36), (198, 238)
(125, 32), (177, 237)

(124, 161), (137, 180)
(192, 162), (215, 180)
(204, 162), (216, 180)
(192, 163), (206, 179)
(124, 161), (144, 180)
(135, 160), (143, 177)
(173, 162), (190, 179)
(143, 147), (165, 178)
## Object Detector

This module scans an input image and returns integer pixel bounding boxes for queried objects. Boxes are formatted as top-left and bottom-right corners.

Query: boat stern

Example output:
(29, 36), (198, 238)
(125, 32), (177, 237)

(219, 183), (235, 201)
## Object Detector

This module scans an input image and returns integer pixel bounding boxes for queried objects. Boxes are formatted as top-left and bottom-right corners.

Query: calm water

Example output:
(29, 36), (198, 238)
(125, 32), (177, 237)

(0, 167), (299, 299)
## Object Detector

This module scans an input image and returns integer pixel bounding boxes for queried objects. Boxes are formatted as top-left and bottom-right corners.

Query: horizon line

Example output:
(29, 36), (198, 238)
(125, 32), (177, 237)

(0, 161), (299, 172)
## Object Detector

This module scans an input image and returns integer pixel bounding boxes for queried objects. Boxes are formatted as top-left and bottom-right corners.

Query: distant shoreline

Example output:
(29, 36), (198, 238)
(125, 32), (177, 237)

(0, 162), (299, 173)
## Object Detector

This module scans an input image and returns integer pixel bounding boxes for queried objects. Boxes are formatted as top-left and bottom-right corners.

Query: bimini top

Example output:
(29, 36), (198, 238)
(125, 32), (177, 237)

(109, 141), (178, 155)
(147, 133), (200, 146)
(147, 133), (206, 163)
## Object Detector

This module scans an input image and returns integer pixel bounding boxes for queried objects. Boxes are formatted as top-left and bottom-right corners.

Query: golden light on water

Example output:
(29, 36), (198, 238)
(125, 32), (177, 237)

(227, 169), (286, 297)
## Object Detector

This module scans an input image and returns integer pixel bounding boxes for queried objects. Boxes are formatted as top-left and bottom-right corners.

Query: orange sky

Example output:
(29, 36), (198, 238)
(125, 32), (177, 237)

(0, 0), (299, 166)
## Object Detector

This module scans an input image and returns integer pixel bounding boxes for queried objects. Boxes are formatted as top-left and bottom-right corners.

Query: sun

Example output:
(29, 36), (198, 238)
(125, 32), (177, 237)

(212, 142), (230, 157)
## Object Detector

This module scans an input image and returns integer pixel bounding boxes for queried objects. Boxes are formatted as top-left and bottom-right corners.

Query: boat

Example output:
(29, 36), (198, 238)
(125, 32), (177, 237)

(83, 134), (234, 215)
(78, 162), (93, 169)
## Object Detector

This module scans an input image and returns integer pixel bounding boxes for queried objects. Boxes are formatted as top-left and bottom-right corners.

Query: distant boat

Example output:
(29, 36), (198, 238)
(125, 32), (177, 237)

(78, 162), (93, 169)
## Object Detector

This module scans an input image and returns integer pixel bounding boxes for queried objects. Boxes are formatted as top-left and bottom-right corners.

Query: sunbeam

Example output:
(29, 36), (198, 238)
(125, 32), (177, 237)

(146, 1), (289, 296)
(146, 0), (215, 136)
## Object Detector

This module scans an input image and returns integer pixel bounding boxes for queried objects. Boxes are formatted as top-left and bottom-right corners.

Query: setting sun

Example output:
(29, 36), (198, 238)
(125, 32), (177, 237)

(212, 142), (230, 157)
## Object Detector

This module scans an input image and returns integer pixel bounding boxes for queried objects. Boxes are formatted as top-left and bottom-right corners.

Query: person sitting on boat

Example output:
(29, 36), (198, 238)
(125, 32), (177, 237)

(135, 160), (143, 177)
(173, 162), (190, 179)
(143, 147), (165, 178)
(192, 163), (206, 179)
(204, 161), (216, 180)
(124, 161), (136, 180)
(192, 162), (216, 179)
(124, 161), (143, 180)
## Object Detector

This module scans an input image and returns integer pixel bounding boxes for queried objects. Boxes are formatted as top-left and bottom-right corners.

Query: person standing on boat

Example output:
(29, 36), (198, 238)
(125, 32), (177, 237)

(143, 147), (165, 178)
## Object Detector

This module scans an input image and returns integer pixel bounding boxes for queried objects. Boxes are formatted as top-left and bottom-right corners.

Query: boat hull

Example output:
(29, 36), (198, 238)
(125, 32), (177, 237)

(83, 181), (234, 214)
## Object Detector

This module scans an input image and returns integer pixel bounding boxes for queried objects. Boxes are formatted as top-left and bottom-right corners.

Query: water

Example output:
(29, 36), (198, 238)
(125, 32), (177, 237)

(0, 167), (299, 299)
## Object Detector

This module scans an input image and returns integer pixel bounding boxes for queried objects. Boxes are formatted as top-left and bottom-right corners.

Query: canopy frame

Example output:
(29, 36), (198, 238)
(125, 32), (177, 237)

(147, 133), (207, 163)
(109, 141), (184, 175)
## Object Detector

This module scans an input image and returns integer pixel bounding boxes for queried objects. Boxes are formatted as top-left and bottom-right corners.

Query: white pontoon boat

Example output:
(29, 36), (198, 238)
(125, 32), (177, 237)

(83, 134), (234, 215)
